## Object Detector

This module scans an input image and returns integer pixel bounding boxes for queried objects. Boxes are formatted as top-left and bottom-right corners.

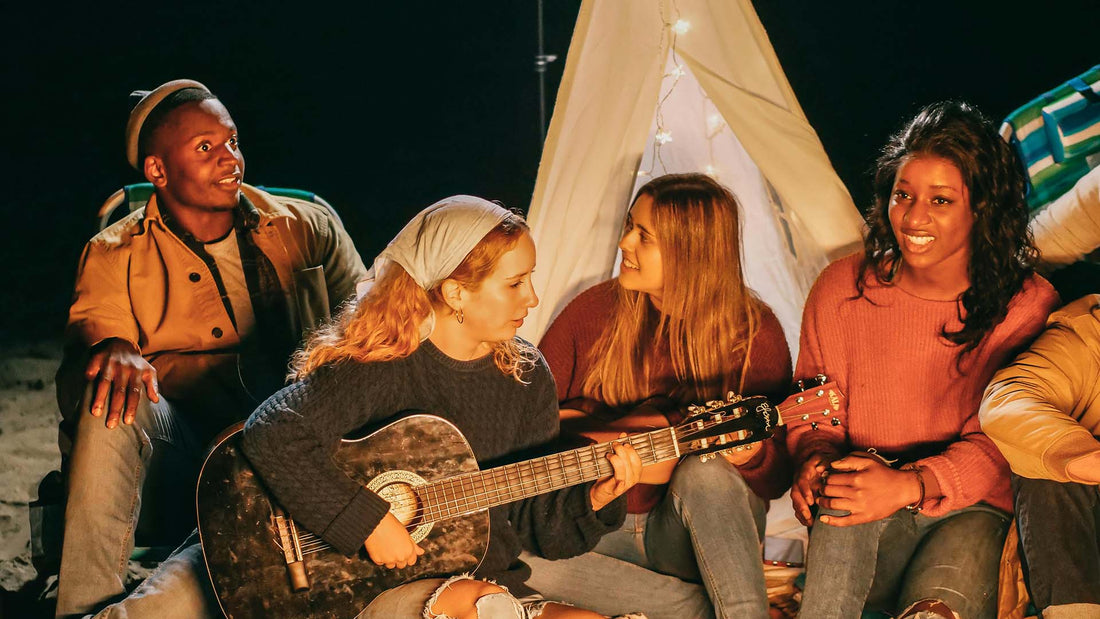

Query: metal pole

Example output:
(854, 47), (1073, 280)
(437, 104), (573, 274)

(535, 0), (557, 145)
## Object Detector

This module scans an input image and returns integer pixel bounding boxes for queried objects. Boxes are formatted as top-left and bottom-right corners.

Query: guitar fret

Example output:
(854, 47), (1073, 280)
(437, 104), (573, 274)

(475, 470), (489, 511)
(443, 479), (457, 519)
(505, 463), (519, 502)
(556, 453), (567, 487)
(457, 475), (472, 514)
(492, 465), (507, 506)
(537, 457), (552, 492)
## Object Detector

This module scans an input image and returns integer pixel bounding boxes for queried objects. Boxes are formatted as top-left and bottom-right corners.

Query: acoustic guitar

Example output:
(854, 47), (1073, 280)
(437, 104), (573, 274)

(196, 376), (841, 618)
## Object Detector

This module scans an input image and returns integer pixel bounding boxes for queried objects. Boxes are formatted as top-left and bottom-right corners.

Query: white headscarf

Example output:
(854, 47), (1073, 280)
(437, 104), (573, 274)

(356, 195), (513, 339)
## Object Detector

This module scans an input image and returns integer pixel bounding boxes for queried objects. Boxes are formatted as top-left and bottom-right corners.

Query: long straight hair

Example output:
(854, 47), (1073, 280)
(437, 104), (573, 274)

(293, 214), (538, 381)
(583, 173), (761, 406)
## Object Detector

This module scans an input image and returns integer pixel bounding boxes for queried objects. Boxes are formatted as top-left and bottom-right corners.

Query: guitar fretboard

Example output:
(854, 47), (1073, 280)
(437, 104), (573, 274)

(418, 428), (680, 523)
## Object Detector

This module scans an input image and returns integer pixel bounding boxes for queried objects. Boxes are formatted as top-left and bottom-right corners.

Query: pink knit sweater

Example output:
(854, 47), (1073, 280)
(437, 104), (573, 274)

(540, 280), (794, 513)
(785, 254), (1059, 516)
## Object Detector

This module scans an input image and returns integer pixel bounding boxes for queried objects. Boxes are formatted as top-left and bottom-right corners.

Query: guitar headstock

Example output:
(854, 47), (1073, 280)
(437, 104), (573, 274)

(782, 374), (844, 431)
(674, 393), (777, 461)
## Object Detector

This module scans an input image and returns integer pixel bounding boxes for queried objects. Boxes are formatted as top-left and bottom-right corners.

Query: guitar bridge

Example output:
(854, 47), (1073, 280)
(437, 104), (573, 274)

(273, 505), (310, 592)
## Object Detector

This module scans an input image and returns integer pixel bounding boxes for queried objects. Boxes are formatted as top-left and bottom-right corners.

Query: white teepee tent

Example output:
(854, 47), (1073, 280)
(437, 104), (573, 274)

(519, 0), (865, 355)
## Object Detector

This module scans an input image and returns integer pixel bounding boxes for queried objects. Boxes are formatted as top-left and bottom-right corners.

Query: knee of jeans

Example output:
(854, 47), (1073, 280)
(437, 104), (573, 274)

(427, 576), (520, 619)
(669, 455), (750, 499)
(1015, 475), (1094, 508)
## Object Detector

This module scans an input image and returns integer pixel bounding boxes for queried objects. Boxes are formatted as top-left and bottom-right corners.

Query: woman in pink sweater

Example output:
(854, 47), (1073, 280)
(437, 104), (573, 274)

(524, 174), (793, 619)
(788, 102), (1060, 619)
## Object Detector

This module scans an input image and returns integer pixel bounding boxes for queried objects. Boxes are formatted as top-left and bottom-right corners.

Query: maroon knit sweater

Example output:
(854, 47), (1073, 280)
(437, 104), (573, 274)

(785, 254), (1059, 516)
(539, 280), (794, 513)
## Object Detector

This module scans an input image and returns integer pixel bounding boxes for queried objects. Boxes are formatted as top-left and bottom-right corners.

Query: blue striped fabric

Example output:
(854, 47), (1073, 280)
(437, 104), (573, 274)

(1000, 65), (1100, 211)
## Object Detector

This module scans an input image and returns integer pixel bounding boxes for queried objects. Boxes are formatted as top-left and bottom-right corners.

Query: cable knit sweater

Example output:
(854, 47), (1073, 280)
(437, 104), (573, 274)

(241, 338), (626, 595)
(785, 254), (1059, 516)
(539, 280), (794, 513)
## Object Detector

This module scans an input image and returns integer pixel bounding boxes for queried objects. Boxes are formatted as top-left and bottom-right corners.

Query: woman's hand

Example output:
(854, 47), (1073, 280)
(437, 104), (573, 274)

(817, 453), (922, 526)
(363, 512), (425, 569)
(589, 434), (643, 511)
(792, 452), (838, 526)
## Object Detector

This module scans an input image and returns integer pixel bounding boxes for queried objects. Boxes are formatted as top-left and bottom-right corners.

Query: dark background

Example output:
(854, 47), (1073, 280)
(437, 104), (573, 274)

(2, 0), (1095, 345)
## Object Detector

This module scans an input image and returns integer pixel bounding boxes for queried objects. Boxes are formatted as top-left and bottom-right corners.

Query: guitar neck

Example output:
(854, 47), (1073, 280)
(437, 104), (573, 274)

(417, 427), (680, 523)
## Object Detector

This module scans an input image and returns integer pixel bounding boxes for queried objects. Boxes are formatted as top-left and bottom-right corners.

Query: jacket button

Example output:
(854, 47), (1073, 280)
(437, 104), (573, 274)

(211, 327), (223, 338)
(189, 272), (201, 282)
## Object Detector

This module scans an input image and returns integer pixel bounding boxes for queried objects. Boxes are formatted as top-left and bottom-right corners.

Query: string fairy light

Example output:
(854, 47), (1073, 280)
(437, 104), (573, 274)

(637, 1), (727, 182)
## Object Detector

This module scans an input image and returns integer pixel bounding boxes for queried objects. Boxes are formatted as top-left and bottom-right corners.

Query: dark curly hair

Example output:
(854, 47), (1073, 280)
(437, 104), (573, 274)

(858, 101), (1039, 357)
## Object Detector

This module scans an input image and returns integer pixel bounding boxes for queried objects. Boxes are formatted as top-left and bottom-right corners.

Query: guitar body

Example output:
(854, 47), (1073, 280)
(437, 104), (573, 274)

(197, 415), (489, 619)
(197, 390), (798, 618)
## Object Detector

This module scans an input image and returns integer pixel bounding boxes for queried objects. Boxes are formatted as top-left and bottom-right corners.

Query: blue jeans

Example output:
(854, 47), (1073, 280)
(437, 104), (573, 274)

(797, 504), (1010, 619)
(523, 456), (768, 619)
(83, 534), (220, 619)
(56, 387), (204, 618)
(1013, 475), (1100, 618)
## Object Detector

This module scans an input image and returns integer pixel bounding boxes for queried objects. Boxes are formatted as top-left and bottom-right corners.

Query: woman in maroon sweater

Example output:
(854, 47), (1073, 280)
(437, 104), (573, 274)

(789, 102), (1060, 619)
(525, 174), (793, 619)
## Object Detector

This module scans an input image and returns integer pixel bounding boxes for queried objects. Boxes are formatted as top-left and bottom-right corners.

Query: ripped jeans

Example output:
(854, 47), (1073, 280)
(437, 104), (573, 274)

(797, 503), (1010, 619)
(359, 575), (550, 619)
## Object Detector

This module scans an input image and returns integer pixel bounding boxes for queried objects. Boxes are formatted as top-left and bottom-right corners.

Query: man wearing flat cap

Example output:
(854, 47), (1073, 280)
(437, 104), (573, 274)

(52, 79), (367, 617)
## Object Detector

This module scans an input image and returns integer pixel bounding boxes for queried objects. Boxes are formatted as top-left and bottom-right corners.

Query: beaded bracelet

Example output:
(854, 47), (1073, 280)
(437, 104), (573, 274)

(901, 464), (926, 514)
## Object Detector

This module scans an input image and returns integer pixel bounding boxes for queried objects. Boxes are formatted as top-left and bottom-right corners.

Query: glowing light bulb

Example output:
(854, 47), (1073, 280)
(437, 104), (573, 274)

(672, 19), (691, 35)
(655, 130), (673, 145)
(668, 64), (686, 78)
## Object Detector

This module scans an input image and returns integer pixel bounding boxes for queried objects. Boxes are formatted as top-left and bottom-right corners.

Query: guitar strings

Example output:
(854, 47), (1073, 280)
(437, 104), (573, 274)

(273, 417), (760, 556)
(379, 420), (755, 523)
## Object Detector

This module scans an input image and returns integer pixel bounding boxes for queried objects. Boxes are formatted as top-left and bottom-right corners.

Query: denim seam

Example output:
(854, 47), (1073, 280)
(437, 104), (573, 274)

(114, 429), (148, 579)
(668, 488), (727, 619)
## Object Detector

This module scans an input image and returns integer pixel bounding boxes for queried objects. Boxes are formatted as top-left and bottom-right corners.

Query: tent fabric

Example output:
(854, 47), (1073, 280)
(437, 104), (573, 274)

(521, 0), (864, 345)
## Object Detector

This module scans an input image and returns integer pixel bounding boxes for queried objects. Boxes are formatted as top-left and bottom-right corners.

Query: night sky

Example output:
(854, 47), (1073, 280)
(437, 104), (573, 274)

(2, 0), (1096, 344)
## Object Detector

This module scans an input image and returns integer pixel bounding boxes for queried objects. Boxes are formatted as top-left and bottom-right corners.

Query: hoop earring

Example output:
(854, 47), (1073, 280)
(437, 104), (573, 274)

(455, 309), (464, 324)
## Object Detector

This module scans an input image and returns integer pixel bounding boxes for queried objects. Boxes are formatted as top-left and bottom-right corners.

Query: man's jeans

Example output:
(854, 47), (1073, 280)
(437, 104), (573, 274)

(798, 503), (1009, 619)
(56, 387), (203, 618)
(1013, 475), (1100, 618)
(84, 534), (221, 619)
(524, 456), (769, 619)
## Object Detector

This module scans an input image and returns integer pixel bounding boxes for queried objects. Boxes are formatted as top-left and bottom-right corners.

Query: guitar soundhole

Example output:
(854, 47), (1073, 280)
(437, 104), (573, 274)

(376, 482), (421, 526)
(366, 469), (434, 543)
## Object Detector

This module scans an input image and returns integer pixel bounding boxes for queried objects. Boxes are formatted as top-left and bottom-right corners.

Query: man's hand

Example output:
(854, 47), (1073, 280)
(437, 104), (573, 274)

(792, 451), (839, 526)
(364, 512), (425, 569)
(85, 339), (159, 429)
(816, 453), (921, 526)
(589, 434), (643, 511)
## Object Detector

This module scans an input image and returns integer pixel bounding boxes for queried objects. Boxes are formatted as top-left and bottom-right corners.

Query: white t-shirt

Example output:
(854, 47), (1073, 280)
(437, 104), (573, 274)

(204, 233), (256, 337)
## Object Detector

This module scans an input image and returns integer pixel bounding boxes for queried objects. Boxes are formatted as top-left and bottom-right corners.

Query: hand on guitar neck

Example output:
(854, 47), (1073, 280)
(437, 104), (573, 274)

(561, 399), (763, 486)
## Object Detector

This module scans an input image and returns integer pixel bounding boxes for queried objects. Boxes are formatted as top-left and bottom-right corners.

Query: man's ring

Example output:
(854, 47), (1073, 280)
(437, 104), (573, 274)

(131, 387), (140, 393)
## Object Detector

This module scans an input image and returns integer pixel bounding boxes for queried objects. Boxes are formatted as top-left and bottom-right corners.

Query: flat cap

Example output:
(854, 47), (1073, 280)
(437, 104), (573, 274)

(124, 79), (211, 169)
